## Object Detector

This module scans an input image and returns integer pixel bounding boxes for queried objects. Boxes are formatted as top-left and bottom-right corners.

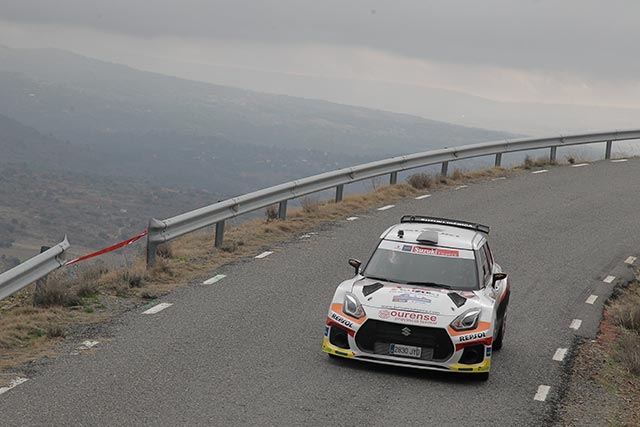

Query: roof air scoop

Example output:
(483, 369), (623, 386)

(416, 230), (438, 245)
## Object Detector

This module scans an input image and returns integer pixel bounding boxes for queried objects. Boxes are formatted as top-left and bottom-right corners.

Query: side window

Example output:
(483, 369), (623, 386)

(478, 245), (491, 286)
(484, 242), (494, 266)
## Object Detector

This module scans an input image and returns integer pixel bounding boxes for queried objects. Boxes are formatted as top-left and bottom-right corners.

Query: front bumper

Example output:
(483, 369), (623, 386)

(322, 315), (492, 374)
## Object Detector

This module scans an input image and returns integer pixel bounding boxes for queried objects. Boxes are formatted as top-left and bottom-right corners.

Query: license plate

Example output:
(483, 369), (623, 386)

(389, 343), (422, 359)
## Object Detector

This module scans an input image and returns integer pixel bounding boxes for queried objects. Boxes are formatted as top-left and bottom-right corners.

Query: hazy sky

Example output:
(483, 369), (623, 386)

(1, 0), (639, 107)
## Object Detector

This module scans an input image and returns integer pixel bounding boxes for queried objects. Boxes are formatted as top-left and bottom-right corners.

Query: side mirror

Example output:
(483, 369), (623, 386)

(348, 258), (362, 275)
(492, 273), (507, 287)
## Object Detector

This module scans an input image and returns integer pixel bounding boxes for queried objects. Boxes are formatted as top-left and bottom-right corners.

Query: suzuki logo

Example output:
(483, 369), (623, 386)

(401, 327), (412, 336)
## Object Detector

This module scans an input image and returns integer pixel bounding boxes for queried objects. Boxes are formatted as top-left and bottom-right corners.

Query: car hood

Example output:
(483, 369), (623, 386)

(351, 277), (482, 317)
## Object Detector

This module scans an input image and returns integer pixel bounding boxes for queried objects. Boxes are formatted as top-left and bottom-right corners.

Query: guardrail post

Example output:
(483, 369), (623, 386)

(389, 172), (398, 185)
(494, 153), (502, 167)
(32, 246), (50, 306)
(215, 221), (225, 248)
(605, 140), (612, 159)
(440, 161), (449, 177)
(278, 201), (287, 220)
(335, 185), (344, 203)
(146, 227), (158, 267)
(550, 146), (557, 164)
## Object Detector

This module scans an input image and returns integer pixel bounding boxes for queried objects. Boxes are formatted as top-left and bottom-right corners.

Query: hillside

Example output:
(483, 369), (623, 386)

(145, 59), (640, 136)
(0, 47), (512, 159)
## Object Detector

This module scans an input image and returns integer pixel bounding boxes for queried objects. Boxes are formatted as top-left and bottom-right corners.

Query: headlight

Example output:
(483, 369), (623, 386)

(450, 308), (482, 331)
(343, 292), (366, 319)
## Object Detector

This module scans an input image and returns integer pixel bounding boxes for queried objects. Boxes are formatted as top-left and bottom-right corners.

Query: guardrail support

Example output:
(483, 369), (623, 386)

(605, 140), (612, 159)
(335, 185), (344, 203)
(440, 161), (449, 177)
(390, 172), (398, 185)
(146, 235), (158, 267)
(215, 221), (225, 248)
(494, 153), (502, 167)
(550, 146), (557, 164)
(278, 201), (287, 220)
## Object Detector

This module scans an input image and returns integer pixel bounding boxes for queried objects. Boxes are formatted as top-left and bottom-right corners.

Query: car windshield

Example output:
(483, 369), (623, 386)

(363, 241), (479, 290)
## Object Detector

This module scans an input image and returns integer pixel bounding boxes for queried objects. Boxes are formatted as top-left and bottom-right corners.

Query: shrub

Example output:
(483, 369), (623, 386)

(301, 197), (320, 214)
(46, 325), (66, 338)
(406, 173), (432, 189)
(76, 281), (98, 298)
(220, 241), (238, 253)
(264, 204), (279, 221)
(122, 271), (144, 288)
(33, 280), (81, 307)
(617, 332), (640, 375)
(156, 243), (173, 259)
(613, 303), (640, 333)
(452, 169), (465, 181)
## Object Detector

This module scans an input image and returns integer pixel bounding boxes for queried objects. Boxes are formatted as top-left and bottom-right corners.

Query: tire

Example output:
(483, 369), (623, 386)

(476, 372), (490, 381)
(493, 312), (506, 351)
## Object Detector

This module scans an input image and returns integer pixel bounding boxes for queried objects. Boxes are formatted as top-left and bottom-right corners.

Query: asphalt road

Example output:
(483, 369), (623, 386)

(1, 159), (639, 426)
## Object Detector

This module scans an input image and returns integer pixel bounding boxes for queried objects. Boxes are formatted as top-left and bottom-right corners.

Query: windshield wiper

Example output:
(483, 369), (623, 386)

(405, 281), (452, 289)
(364, 275), (403, 284)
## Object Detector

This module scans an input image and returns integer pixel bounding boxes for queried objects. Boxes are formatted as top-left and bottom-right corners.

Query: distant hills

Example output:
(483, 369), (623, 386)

(0, 46), (516, 259)
(140, 58), (640, 136)
(0, 46), (513, 190)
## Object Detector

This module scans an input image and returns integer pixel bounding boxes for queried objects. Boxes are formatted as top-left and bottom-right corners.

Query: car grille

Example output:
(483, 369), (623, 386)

(355, 319), (454, 361)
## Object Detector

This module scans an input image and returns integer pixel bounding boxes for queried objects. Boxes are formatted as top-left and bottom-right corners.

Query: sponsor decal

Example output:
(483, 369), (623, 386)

(486, 347), (492, 357)
(379, 309), (437, 324)
(331, 313), (355, 329)
(401, 245), (413, 252)
(459, 331), (487, 342)
(412, 246), (459, 257)
(390, 287), (441, 297)
(324, 326), (330, 337)
(392, 294), (431, 304)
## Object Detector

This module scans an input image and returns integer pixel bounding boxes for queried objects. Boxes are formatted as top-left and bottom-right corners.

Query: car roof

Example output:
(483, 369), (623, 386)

(381, 222), (486, 250)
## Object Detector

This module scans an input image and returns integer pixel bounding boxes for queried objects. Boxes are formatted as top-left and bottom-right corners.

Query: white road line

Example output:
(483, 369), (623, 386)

(377, 205), (395, 211)
(531, 169), (548, 174)
(603, 275), (616, 283)
(143, 302), (173, 315)
(0, 378), (28, 395)
(625, 256), (637, 264)
(552, 348), (568, 362)
(78, 340), (99, 350)
(414, 194), (431, 200)
(534, 385), (551, 401)
(455, 185), (468, 190)
(571, 163), (589, 167)
(585, 295), (598, 305)
(491, 177), (507, 181)
(203, 274), (226, 285)
(611, 159), (628, 163)
(569, 319), (582, 330)
(255, 251), (274, 259)
(346, 216), (359, 221)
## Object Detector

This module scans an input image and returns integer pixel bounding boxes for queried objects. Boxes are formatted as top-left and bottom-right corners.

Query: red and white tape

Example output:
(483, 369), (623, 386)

(64, 230), (148, 266)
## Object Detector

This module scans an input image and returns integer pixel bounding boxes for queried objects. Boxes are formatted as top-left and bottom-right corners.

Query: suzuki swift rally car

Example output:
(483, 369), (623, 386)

(322, 216), (510, 380)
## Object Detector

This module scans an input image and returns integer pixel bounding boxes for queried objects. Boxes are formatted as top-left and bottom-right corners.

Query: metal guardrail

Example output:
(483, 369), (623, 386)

(0, 237), (70, 301)
(146, 129), (640, 265)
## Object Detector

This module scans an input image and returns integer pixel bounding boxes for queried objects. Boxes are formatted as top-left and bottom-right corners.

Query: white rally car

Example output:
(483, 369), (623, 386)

(322, 215), (510, 380)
